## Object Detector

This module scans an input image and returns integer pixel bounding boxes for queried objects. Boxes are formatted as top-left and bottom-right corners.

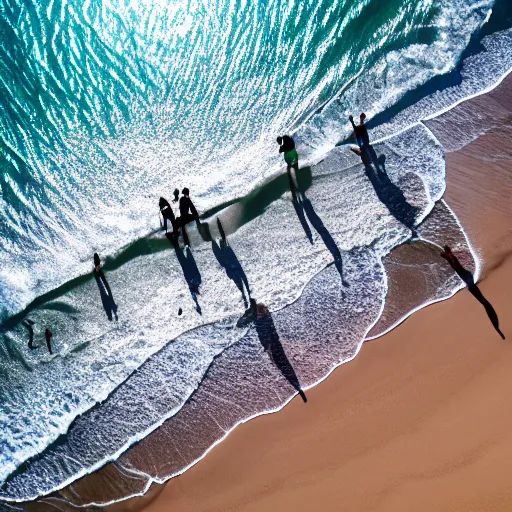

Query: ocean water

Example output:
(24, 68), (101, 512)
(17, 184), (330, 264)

(0, 0), (497, 318)
(0, 0), (511, 508)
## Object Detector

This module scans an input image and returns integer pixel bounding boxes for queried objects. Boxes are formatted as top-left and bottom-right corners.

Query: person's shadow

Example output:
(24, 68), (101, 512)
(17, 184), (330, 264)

(211, 219), (252, 308)
(287, 171), (314, 244)
(238, 300), (307, 403)
(442, 248), (505, 340)
(362, 149), (420, 234)
(300, 193), (349, 287)
(287, 173), (348, 287)
(167, 233), (202, 314)
(23, 319), (37, 349)
(94, 272), (118, 321)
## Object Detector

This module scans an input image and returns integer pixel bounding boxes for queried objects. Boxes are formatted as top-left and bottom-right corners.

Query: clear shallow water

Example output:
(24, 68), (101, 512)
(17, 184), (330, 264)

(0, 0), (495, 318)
(0, 0), (511, 507)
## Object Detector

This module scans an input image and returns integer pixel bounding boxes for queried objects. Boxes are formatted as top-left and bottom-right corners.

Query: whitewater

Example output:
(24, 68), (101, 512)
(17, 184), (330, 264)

(1, 0), (512, 508)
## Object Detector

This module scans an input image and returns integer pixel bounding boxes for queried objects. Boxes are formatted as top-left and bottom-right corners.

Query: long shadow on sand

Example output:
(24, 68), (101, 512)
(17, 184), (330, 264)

(167, 234), (202, 314)
(442, 248), (505, 340)
(363, 150), (420, 233)
(238, 300), (307, 403)
(211, 219), (252, 308)
(287, 171), (348, 287)
(287, 171), (313, 244)
(301, 193), (349, 287)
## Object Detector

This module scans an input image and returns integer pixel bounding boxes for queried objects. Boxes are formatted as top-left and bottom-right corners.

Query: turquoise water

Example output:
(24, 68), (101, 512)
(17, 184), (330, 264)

(0, 0), (491, 318)
(1, 0), (512, 507)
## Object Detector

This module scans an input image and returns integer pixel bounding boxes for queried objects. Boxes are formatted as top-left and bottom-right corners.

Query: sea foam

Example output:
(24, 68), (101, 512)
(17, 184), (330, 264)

(0, 0), (510, 507)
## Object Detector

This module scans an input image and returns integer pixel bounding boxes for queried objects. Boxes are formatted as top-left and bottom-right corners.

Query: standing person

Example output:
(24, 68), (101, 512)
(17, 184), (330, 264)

(159, 197), (177, 236)
(45, 328), (53, 355)
(349, 113), (369, 150)
(349, 113), (380, 168)
(178, 188), (199, 248)
(93, 253), (118, 321)
(277, 134), (299, 175)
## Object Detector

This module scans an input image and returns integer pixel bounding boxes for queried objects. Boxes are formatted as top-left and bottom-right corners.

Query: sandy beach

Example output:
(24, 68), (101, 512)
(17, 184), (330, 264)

(120, 77), (512, 512)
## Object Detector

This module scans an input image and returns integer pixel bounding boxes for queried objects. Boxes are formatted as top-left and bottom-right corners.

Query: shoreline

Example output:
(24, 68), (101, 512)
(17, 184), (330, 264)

(2, 48), (511, 512)
(130, 74), (512, 512)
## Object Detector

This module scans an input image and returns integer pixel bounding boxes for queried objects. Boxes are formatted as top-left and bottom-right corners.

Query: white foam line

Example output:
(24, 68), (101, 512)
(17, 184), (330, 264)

(371, 120), (425, 146)
(302, 51), (512, 176)
(443, 198), (481, 283)
(49, 260), (392, 510)
(421, 66), (512, 124)
(290, 67), (366, 136)
(368, 63), (512, 151)
(0, 319), (242, 497)
(366, 198), (482, 341)
(365, 279), (465, 342)
(482, 7), (493, 27)
(0, 324), (257, 503)
(318, 36), (512, 162)
(1, 29), (501, 511)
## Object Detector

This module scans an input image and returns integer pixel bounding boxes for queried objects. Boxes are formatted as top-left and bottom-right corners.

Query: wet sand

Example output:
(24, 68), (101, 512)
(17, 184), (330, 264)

(133, 77), (512, 512)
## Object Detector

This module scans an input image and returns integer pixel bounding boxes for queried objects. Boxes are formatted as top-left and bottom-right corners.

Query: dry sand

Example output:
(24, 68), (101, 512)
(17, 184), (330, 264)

(129, 77), (512, 512)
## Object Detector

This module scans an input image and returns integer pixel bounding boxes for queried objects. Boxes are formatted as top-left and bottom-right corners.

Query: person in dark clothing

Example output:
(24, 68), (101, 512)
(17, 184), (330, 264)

(349, 112), (371, 163)
(93, 253), (118, 321)
(349, 113), (381, 169)
(172, 188), (180, 203)
(441, 246), (505, 340)
(177, 188), (199, 248)
(179, 188), (199, 220)
(349, 113), (370, 149)
(45, 328), (53, 355)
(159, 197), (177, 236)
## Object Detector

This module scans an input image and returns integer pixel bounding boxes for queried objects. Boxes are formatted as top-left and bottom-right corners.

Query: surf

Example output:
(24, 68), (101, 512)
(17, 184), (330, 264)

(1, 0), (511, 507)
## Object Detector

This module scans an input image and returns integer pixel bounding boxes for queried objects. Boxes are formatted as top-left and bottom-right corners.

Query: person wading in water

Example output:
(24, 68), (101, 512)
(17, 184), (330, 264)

(159, 196), (178, 237)
(178, 188), (199, 248)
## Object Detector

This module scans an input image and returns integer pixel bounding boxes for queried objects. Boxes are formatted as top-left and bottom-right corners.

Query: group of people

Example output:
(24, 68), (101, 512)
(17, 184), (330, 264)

(27, 112), (503, 355)
(159, 187), (199, 248)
